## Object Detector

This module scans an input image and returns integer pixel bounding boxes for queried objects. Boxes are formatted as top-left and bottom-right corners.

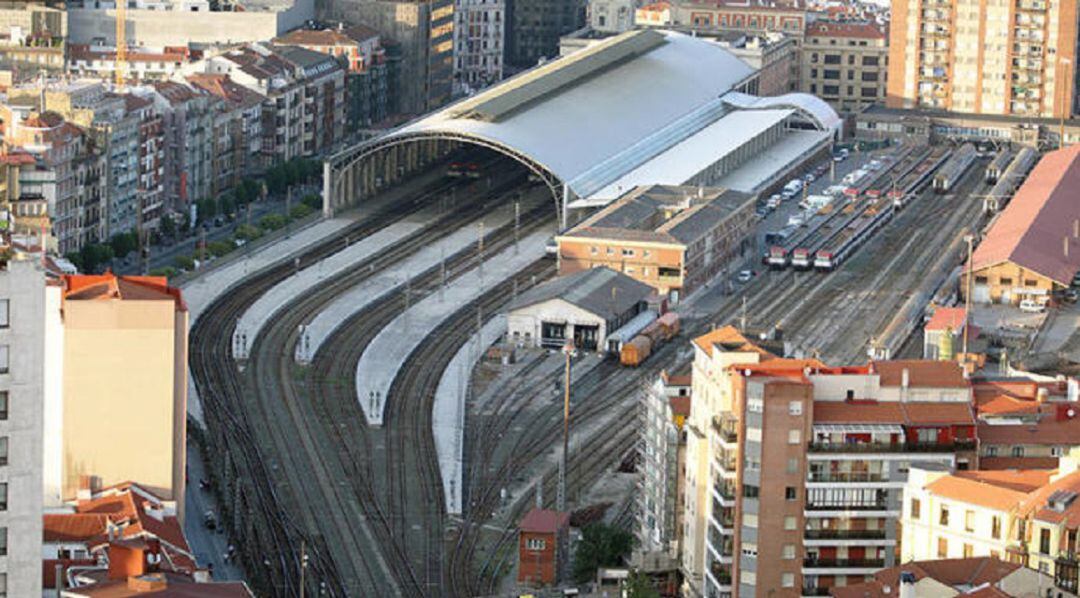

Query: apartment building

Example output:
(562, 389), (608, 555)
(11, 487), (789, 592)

(274, 26), (391, 128)
(638, 370), (691, 558)
(140, 81), (216, 210)
(589, 0), (635, 33)
(67, 44), (193, 82)
(902, 455), (1080, 595)
(124, 95), (166, 232)
(681, 326), (976, 597)
(713, 32), (799, 97)
(556, 185), (755, 302)
(186, 74), (265, 186)
(667, 0), (809, 41)
(60, 273), (188, 519)
(507, 0), (585, 68)
(454, 0), (505, 94)
(974, 377), (1080, 470)
(887, 0), (1079, 118)
(0, 256), (63, 598)
(801, 21), (888, 113)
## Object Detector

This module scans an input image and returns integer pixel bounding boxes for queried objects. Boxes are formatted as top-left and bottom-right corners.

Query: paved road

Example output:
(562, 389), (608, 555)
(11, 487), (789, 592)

(183, 442), (246, 582)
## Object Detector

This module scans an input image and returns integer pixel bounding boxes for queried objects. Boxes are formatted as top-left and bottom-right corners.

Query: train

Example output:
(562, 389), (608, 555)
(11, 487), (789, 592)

(985, 147), (1037, 212)
(447, 161), (481, 178)
(620, 312), (680, 367)
(932, 143), (977, 194)
(985, 149), (1013, 184)
(813, 197), (894, 271)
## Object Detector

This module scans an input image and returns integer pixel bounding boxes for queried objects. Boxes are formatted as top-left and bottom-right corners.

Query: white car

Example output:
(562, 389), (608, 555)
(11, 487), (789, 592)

(787, 215), (805, 227)
(737, 269), (754, 283)
(1019, 299), (1047, 313)
(804, 173), (816, 183)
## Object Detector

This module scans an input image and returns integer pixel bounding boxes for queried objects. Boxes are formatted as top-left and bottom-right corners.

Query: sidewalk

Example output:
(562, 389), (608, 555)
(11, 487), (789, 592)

(183, 442), (245, 581)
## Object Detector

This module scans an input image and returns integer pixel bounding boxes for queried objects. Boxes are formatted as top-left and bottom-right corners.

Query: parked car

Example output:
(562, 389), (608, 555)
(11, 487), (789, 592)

(1020, 299), (1047, 313)
(737, 269), (754, 283)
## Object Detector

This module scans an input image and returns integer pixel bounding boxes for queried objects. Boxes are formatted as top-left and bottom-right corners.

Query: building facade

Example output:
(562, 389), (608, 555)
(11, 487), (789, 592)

(801, 21), (888, 112)
(681, 327), (976, 597)
(638, 370), (691, 558)
(0, 256), (63, 598)
(517, 507), (570, 585)
(887, 0), (1079, 118)
(60, 273), (188, 520)
(667, 0), (808, 41)
(454, 0), (505, 94)
(507, 0), (585, 68)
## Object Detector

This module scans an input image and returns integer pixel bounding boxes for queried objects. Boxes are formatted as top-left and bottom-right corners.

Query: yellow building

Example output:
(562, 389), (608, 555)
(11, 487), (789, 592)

(902, 453), (1080, 594)
(61, 273), (188, 519)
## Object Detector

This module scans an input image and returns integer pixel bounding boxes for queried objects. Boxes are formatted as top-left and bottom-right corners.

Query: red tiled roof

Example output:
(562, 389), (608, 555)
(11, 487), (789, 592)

(977, 403), (1080, 446)
(952, 468), (1054, 493)
(520, 508), (569, 533)
(981, 456), (1060, 470)
(969, 145), (1080, 285)
(186, 74), (265, 110)
(925, 307), (967, 332)
(872, 360), (969, 388)
(902, 402), (975, 425)
(64, 273), (186, 310)
(832, 557), (1020, 597)
(44, 513), (110, 542)
(693, 325), (776, 360)
(812, 400), (973, 425)
(62, 571), (253, 597)
(43, 558), (98, 589)
(978, 393), (1040, 416)
(806, 20), (887, 40)
(925, 475), (1031, 511)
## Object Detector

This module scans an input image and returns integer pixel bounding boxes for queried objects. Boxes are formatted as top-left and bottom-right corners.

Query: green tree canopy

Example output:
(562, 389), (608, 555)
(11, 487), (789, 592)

(572, 523), (636, 583)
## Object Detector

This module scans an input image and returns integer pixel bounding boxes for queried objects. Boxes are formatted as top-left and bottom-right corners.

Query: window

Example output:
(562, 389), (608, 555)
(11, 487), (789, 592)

(782, 573), (795, 587)
(741, 542), (758, 557)
(785, 487), (797, 501)
(824, 54), (841, 64)
(0, 527), (6, 556)
(992, 516), (1001, 539)
(788, 429), (801, 445)
(999, 277), (1013, 286)
(782, 544), (796, 559)
(744, 513), (758, 528)
(937, 537), (948, 558)
(0, 299), (8, 328)
(847, 70), (855, 80)
(911, 498), (921, 519)
(1052, 446), (1064, 457)
(975, 276), (989, 284)
(744, 485), (760, 498)
(963, 543), (973, 558)
(940, 505), (950, 526)
(0, 483), (5, 511)
(823, 85), (840, 96)
(590, 246), (597, 255)
(1025, 279), (1038, 287)
(740, 571), (756, 585)
(1012, 446), (1025, 458)
(0, 572), (6, 597)
(747, 398), (763, 413)
(526, 538), (545, 550)
(987, 446), (999, 457)
(965, 510), (975, 532)
(862, 72), (879, 82)
(848, 54), (856, 65)
(0, 345), (8, 374)
(784, 516), (796, 530)
(786, 458), (799, 474)
(788, 401), (803, 416)
(823, 69), (841, 80)
(1041, 528), (1052, 554)
(621, 248), (634, 257)
(861, 87), (879, 98)
(0, 391), (6, 420)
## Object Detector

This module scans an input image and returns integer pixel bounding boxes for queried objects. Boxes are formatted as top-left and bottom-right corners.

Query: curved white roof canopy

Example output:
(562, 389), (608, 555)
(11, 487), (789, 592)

(385, 29), (759, 198)
(720, 91), (843, 132)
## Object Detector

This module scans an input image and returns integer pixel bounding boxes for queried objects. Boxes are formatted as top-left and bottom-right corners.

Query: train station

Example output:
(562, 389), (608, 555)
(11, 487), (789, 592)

(324, 28), (841, 227)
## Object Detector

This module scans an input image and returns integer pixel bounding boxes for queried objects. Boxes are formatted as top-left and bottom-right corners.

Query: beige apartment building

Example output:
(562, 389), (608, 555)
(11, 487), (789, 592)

(801, 21), (888, 112)
(61, 273), (188, 520)
(682, 327), (976, 597)
(887, 0), (1080, 118)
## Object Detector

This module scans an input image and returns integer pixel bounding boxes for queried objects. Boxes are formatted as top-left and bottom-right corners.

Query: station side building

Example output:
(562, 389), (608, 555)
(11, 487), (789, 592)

(556, 185), (754, 302)
(962, 145), (1080, 305)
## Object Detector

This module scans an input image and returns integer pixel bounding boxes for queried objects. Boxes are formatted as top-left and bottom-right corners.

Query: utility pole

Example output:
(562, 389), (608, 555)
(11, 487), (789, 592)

(299, 541), (308, 598)
(514, 200), (520, 253)
(962, 234), (975, 360)
(477, 221), (484, 279)
(558, 342), (573, 513)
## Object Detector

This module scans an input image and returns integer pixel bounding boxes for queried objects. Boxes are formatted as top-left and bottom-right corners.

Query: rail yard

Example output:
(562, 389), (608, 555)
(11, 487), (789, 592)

(183, 134), (1005, 597)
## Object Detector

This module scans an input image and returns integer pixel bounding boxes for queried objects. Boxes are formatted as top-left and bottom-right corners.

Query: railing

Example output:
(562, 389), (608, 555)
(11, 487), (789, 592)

(804, 529), (887, 540)
(805, 502), (889, 511)
(712, 415), (738, 443)
(808, 440), (975, 453)
(803, 557), (885, 568)
(801, 587), (832, 596)
(808, 471), (886, 483)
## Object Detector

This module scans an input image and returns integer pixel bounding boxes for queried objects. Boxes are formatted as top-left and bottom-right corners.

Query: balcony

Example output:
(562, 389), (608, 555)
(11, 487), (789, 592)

(808, 471), (886, 483)
(805, 529), (887, 540)
(802, 588), (832, 597)
(805, 502), (889, 512)
(808, 440), (975, 454)
(712, 415), (738, 445)
(803, 557), (885, 568)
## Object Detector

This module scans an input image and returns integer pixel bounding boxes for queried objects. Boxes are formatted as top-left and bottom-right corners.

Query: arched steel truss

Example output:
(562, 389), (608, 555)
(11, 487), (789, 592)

(326, 130), (569, 226)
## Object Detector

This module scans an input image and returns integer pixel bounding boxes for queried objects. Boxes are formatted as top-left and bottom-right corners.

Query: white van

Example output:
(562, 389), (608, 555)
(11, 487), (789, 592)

(1019, 299), (1047, 313)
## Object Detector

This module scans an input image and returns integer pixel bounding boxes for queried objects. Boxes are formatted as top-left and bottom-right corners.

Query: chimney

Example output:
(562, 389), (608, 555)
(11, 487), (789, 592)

(899, 571), (916, 598)
(1038, 387), (1050, 403)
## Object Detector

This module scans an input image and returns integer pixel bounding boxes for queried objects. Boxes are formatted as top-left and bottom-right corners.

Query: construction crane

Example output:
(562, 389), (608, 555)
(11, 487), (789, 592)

(115, 0), (127, 88)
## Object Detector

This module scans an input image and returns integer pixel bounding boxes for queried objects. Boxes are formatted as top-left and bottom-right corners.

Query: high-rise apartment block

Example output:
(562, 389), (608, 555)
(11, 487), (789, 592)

(507, 0), (585, 68)
(682, 326), (976, 597)
(887, 0), (1079, 118)
(454, 0), (505, 94)
(0, 256), (63, 598)
(638, 370), (691, 558)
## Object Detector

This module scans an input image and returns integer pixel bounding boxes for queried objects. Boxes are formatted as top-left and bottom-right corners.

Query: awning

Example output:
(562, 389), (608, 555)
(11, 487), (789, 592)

(813, 424), (904, 435)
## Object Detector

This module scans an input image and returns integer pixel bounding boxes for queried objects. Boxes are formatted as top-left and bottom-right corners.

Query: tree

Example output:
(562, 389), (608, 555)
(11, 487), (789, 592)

(149, 266), (177, 278)
(110, 232), (138, 258)
(234, 182), (251, 206)
(302, 193), (322, 210)
(572, 523), (637, 583)
(265, 167), (287, 195)
(207, 240), (234, 258)
(242, 178), (260, 202)
(234, 224), (262, 242)
(301, 158), (320, 182)
(198, 198), (217, 223)
(160, 214), (176, 238)
(284, 159), (301, 187)
(259, 214), (287, 231)
(174, 255), (196, 271)
(289, 203), (314, 221)
(79, 243), (115, 273)
(219, 194), (236, 217)
(624, 570), (661, 598)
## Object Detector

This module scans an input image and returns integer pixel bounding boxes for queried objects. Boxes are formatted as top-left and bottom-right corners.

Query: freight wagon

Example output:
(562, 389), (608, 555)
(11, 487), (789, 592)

(620, 312), (680, 367)
(932, 143), (977, 194)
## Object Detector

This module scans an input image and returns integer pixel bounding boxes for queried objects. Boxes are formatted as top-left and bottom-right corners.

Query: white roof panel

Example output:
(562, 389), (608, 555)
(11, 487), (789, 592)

(390, 30), (757, 197)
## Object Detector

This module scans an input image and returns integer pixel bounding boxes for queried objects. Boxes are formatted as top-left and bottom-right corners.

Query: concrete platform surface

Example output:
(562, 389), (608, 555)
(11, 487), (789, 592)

(434, 315), (504, 515)
(356, 230), (548, 425)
